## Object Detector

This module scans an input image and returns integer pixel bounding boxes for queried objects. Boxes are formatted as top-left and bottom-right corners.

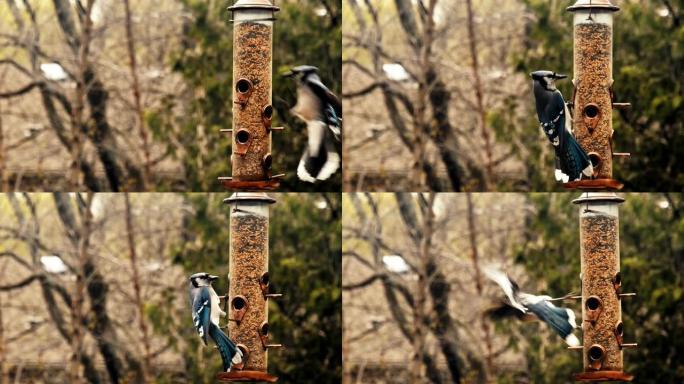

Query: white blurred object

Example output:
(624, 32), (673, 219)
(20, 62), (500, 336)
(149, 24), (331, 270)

(40, 63), (68, 81)
(315, 199), (328, 209)
(382, 254), (409, 274)
(40, 255), (68, 274)
(314, 6), (328, 17)
(383, 63), (410, 82)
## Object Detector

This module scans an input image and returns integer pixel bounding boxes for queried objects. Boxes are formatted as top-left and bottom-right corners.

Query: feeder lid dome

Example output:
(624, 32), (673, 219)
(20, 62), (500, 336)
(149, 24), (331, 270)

(572, 192), (625, 205)
(225, 192), (276, 205)
(567, 0), (620, 12)
(228, 0), (280, 12)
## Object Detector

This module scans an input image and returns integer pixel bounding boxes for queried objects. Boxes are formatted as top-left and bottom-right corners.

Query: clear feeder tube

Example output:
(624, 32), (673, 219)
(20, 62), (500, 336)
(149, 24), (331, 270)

(569, 1), (618, 180)
(226, 192), (275, 374)
(226, 1), (279, 188)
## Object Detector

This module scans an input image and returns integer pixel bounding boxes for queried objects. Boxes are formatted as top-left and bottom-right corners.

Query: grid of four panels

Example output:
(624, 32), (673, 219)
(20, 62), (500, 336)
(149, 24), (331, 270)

(0, 0), (682, 383)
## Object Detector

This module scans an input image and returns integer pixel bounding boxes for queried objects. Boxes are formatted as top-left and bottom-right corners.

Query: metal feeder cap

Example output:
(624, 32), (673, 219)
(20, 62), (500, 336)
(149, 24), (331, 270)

(228, 0), (280, 12)
(224, 192), (276, 205)
(572, 192), (625, 205)
(567, 0), (620, 12)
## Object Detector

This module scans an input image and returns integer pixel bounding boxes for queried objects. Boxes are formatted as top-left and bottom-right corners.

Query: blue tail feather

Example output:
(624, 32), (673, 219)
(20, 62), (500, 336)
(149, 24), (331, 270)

(560, 132), (592, 180)
(208, 323), (241, 372)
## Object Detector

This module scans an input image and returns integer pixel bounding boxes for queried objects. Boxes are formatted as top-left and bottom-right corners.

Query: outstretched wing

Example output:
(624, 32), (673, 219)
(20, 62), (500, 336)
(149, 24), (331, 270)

(483, 267), (526, 313)
(306, 76), (341, 117)
(192, 286), (211, 346)
(306, 75), (342, 139)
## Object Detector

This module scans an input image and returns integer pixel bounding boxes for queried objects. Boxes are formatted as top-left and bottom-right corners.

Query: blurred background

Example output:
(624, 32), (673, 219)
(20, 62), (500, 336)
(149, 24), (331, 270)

(342, 192), (684, 383)
(0, 192), (341, 383)
(0, 0), (341, 191)
(342, 0), (683, 191)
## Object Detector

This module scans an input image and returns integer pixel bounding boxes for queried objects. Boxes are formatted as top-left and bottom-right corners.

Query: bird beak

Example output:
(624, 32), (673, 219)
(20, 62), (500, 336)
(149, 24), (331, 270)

(282, 70), (295, 78)
(209, 275), (219, 281)
(553, 73), (568, 79)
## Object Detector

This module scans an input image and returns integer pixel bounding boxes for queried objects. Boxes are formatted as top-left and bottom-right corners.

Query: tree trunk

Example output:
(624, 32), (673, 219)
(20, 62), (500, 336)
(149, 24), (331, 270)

(466, 193), (493, 382)
(70, 193), (94, 384)
(0, 293), (6, 384)
(124, 194), (152, 382)
(123, 0), (151, 188)
(465, 0), (493, 189)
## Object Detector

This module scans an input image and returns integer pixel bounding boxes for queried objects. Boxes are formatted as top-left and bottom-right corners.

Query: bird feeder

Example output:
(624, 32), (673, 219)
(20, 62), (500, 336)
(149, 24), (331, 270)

(571, 192), (636, 382)
(219, 0), (284, 191)
(218, 192), (282, 382)
(565, 0), (630, 191)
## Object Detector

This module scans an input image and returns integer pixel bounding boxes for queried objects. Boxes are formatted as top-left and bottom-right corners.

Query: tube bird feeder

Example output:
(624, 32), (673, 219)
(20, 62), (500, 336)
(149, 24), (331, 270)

(218, 192), (282, 383)
(565, 0), (630, 191)
(572, 192), (636, 382)
(219, 0), (284, 191)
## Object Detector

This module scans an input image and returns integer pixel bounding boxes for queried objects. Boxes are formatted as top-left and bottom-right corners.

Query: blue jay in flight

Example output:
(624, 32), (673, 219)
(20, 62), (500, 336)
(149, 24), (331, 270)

(484, 267), (580, 347)
(531, 70), (593, 183)
(188, 272), (243, 372)
(284, 65), (341, 183)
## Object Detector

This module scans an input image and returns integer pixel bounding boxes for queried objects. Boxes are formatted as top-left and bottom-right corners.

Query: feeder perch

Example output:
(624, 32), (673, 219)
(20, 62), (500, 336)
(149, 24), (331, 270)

(221, 0), (283, 191)
(233, 344), (249, 370)
(564, 0), (629, 191)
(221, 192), (280, 382)
(612, 271), (621, 296)
(573, 192), (635, 381)
(259, 272), (283, 299)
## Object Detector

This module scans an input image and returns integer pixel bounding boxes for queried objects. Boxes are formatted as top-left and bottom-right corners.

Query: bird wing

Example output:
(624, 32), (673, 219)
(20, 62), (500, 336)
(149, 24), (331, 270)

(483, 267), (527, 313)
(525, 299), (579, 346)
(305, 76), (342, 140)
(208, 322), (242, 372)
(539, 91), (565, 145)
(192, 286), (211, 346)
(305, 76), (341, 117)
(484, 301), (528, 320)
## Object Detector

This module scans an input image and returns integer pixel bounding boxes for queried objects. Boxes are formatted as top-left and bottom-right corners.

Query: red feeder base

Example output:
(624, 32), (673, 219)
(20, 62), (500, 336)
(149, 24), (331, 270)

(574, 371), (634, 382)
(563, 178), (624, 191)
(219, 175), (283, 191)
(217, 370), (278, 382)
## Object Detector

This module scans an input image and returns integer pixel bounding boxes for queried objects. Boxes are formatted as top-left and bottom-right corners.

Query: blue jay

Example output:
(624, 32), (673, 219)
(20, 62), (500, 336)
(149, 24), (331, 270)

(531, 70), (593, 183)
(484, 267), (580, 347)
(284, 65), (341, 183)
(188, 272), (243, 371)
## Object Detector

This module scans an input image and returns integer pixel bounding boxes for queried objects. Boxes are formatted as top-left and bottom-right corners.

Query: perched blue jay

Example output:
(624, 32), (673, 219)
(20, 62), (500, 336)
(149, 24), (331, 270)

(531, 70), (593, 183)
(484, 267), (580, 347)
(284, 65), (341, 183)
(188, 272), (243, 371)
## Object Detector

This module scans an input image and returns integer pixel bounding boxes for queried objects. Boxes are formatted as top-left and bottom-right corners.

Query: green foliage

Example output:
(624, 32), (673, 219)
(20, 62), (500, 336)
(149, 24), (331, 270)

(150, 193), (341, 384)
(150, 0), (341, 191)
(503, 193), (684, 383)
(505, 1), (684, 191)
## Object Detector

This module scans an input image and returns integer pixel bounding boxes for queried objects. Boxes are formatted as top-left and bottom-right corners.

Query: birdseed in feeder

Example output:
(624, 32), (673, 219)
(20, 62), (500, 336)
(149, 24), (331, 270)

(229, 212), (269, 371)
(580, 213), (623, 371)
(232, 21), (273, 181)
